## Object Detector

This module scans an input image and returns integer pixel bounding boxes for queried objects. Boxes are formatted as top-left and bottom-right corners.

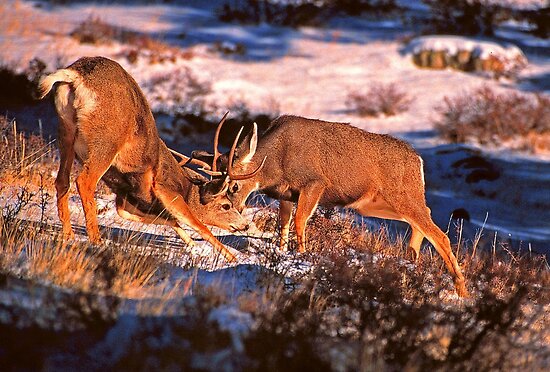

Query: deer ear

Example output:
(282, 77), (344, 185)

(240, 122), (258, 164)
(186, 172), (207, 186)
(199, 177), (229, 204)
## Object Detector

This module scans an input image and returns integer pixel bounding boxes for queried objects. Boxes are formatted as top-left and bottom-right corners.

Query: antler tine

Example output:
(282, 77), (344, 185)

(227, 126), (266, 181)
(168, 147), (212, 170)
(200, 168), (225, 177)
(212, 111), (229, 172)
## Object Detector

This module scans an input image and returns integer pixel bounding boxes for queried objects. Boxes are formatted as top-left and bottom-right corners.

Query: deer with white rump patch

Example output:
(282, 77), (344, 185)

(39, 56), (250, 261)
(198, 115), (468, 296)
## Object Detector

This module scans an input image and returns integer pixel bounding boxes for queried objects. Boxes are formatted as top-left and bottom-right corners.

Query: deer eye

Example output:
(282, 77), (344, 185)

(222, 203), (231, 211)
(231, 183), (239, 193)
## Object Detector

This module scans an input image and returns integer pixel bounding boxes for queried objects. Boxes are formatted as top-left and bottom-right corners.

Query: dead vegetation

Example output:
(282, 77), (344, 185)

(0, 105), (548, 370)
(0, 115), (57, 188)
(435, 86), (550, 153)
(346, 82), (413, 117)
(71, 16), (193, 65)
(245, 211), (550, 371)
(1, 185), (549, 369)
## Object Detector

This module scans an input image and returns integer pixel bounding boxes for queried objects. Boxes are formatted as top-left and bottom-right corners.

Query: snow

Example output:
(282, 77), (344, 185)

(1, 1), (549, 353)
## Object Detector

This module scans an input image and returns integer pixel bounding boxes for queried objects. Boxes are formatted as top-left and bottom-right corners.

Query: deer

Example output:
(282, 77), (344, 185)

(196, 115), (468, 297)
(38, 56), (254, 262)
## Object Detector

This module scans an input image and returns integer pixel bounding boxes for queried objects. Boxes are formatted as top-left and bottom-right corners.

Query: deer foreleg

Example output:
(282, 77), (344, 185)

(278, 200), (293, 252)
(115, 196), (195, 246)
(152, 182), (236, 262)
(294, 182), (325, 253)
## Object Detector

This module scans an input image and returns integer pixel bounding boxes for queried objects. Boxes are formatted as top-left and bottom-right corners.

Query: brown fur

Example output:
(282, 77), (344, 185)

(39, 56), (249, 261)
(204, 115), (468, 296)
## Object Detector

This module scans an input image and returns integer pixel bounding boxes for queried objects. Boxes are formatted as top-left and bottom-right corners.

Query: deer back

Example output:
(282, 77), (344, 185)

(211, 115), (426, 208)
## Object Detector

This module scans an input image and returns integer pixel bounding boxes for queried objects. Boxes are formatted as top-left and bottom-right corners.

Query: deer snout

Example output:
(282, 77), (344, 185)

(230, 223), (250, 232)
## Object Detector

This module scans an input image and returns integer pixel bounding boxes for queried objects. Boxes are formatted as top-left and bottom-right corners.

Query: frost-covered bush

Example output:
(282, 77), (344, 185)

(435, 86), (550, 152)
(246, 211), (550, 371)
(406, 36), (527, 78)
(346, 82), (413, 117)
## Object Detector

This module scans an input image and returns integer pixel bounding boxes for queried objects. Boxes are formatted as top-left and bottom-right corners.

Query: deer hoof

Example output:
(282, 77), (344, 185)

(62, 229), (75, 241)
(406, 246), (419, 262)
(455, 279), (469, 298)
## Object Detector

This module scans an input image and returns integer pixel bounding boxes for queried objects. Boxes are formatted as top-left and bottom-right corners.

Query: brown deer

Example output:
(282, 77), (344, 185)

(198, 115), (468, 296)
(39, 56), (251, 262)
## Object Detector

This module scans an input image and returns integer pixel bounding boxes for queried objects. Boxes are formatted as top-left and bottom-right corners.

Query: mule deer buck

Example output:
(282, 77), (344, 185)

(39, 56), (250, 261)
(198, 115), (468, 296)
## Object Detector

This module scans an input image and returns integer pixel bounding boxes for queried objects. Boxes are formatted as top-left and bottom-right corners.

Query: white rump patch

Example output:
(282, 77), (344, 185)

(40, 68), (97, 122)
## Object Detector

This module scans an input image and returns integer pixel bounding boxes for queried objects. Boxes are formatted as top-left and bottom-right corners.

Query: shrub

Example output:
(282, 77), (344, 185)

(141, 67), (213, 117)
(422, 0), (510, 36)
(71, 16), (186, 65)
(218, 0), (399, 27)
(407, 36), (528, 79)
(513, 6), (550, 39)
(244, 210), (550, 370)
(346, 82), (413, 117)
(0, 58), (47, 106)
(435, 86), (550, 152)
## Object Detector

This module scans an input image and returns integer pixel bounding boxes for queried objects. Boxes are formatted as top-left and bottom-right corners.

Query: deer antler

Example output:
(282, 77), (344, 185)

(168, 148), (212, 170)
(227, 126), (266, 181)
(212, 111), (229, 172)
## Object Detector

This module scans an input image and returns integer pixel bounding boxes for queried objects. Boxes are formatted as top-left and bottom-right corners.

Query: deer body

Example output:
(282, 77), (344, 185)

(204, 115), (467, 296)
(39, 56), (247, 261)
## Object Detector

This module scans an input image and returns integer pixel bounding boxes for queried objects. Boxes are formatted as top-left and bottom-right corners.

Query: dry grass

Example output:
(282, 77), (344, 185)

(435, 86), (550, 153)
(0, 112), (548, 369)
(0, 115), (57, 188)
(346, 82), (414, 117)
(0, 209), (159, 297)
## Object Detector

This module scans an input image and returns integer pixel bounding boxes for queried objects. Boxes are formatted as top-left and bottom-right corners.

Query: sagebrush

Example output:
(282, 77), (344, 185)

(435, 86), (550, 152)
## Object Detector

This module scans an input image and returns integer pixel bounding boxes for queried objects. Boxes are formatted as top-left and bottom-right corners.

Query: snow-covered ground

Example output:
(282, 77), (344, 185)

(1, 1), (549, 253)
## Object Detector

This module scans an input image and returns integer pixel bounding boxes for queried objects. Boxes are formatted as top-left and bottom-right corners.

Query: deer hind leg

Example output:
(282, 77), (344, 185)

(115, 196), (195, 246)
(75, 147), (117, 244)
(152, 182), (236, 262)
(407, 227), (425, 261)
(400, 204), (468, 297)
(54, 85), (77, 240)
(278, 200), (293, 252)
(294, 182), (325, 253)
